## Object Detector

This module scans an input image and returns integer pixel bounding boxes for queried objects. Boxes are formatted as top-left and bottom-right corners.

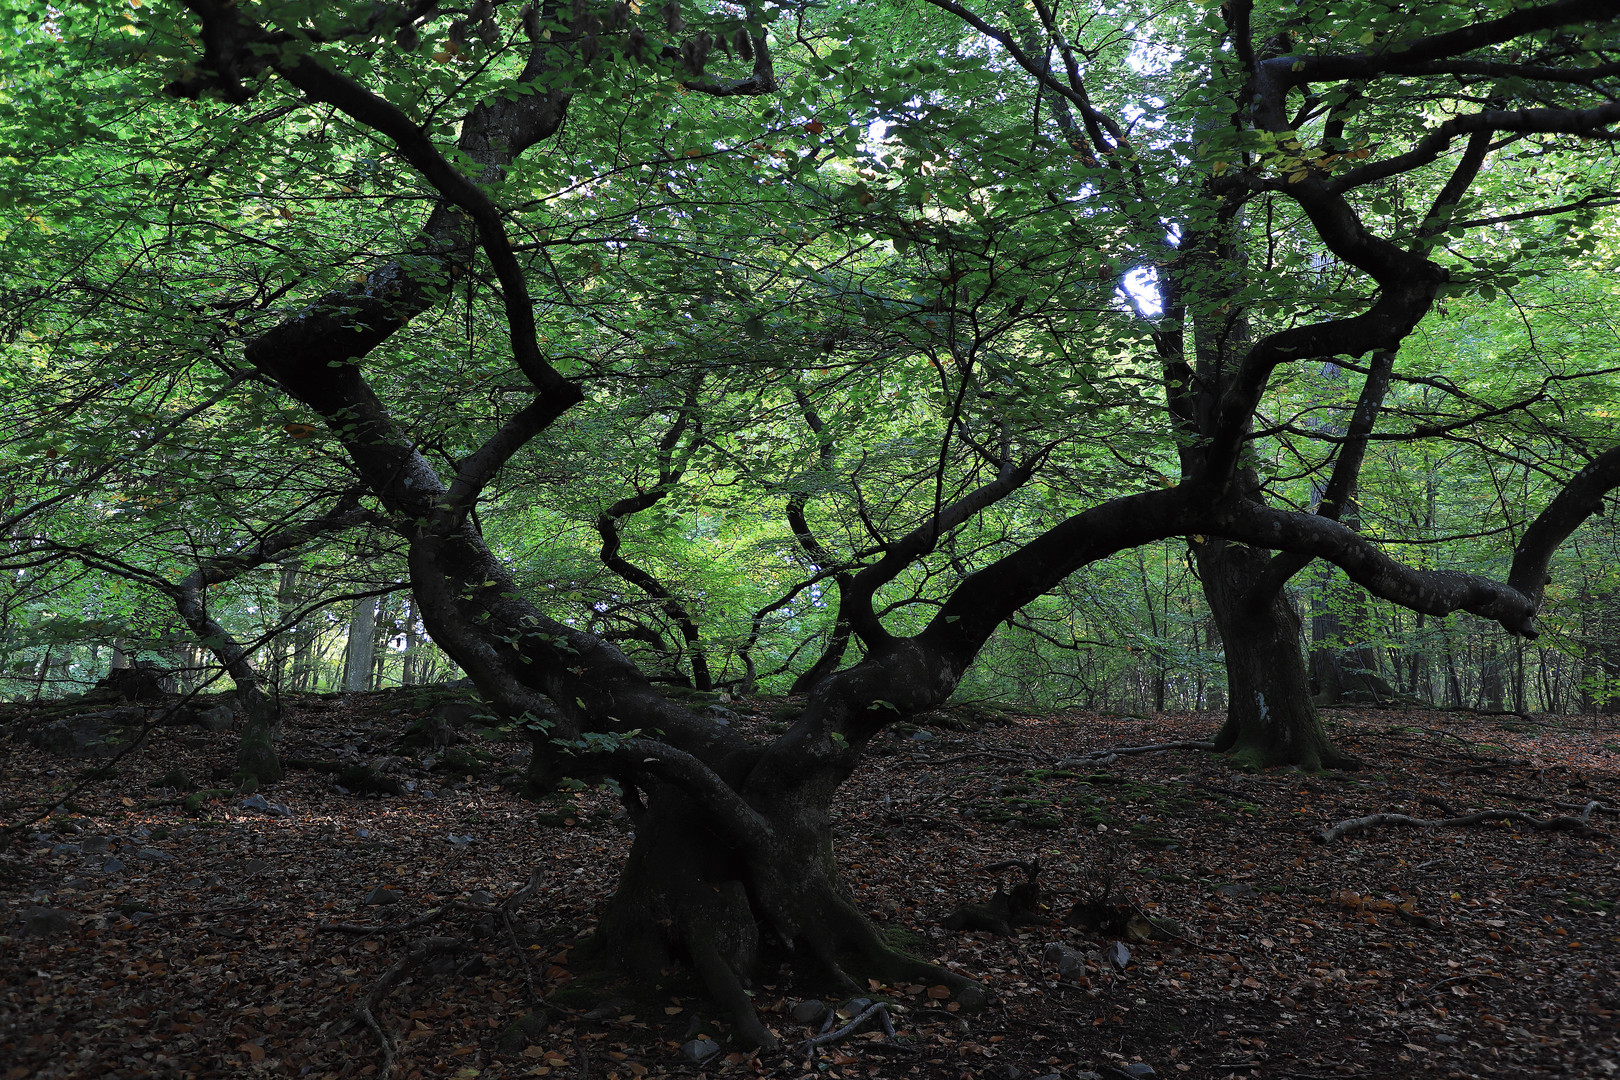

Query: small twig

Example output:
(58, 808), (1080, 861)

(1444, 761), (1513, 775)
(129, 903), (260, 925)
(930, 749), (1039, 765)
(884, 812), (972, 834)
(1191, 779), (1248, 799)
(1315, 803), (1606, 844)
(1424, 971), (1505, 995)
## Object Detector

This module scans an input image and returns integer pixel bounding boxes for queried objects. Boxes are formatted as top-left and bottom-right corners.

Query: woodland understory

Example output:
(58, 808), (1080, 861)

(3, 690), (1616, 1080)
(6, 1), (1620, 1076)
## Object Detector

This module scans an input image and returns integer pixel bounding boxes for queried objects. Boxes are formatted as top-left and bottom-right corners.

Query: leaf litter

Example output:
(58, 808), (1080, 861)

(2, 691), (1616, 1079)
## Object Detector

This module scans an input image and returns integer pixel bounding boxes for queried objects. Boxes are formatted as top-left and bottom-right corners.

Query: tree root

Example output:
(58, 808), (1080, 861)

(353, 936), (466, 1078)
(1315, 801), (1607, 844)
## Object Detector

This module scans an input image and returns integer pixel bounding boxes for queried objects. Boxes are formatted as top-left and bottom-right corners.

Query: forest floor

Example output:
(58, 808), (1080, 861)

(2, 688), (1617, 1080)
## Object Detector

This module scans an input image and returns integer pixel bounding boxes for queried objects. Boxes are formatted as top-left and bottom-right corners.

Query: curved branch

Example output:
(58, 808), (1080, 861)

(787, 388), (857, 692)
(846, 451), (1044, 646)
(612, 738), (774, 854)
(1508, 444), (1620, 601)
(1325, 99), (1620, 194)
(594, 384), (710, 689)
(1208, 444), (1620, 638)
(1279, 0), (1620, 87)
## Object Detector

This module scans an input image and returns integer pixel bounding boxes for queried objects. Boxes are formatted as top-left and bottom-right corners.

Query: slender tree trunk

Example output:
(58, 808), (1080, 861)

(402, 600), (420, 686)
(172, 582), (282, 785)
(1480, 640), (1504, 711)
(1310, 570), (1398, 704)
(344, 595), (378, 692)
(33, 646), (51, 701)
(372, 595), (391, 689)
(270, 565), (299, 689)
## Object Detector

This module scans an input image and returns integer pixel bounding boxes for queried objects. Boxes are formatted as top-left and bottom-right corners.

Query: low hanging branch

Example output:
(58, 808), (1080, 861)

(1315, 801), (1606, 844)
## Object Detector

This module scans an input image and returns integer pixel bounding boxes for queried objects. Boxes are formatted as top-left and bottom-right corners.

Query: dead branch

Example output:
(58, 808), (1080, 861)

(1418, 795), (1460, 817)
(1482, 790), (1620, 816)
(1315, 801), (1606, 844)
(929, 749), (1039, 765)
(802, 1001), (897, 1055)
(884, 811), (972, 834)
(318, 906), (447, 936)
(127, 903), (261, 925)
(502, 866), (546, 916)
(1056, 740), (1216, 767)
(501, 866), (549, 1003)
(355, 936), (466, 1078)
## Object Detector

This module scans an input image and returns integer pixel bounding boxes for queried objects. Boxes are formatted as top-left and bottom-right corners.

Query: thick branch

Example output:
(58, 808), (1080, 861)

(846, 454), (1042, 646)
(1508, 444), (1620, 601)
(1326, 100), (1620, 193)
(1278, 0), (1620, 88)
(612, 738), (774, 854)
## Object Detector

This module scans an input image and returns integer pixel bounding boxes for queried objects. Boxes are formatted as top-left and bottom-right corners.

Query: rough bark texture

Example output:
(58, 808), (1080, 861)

(1196, 539), (1358, 770)
(344, 595), (379, 693)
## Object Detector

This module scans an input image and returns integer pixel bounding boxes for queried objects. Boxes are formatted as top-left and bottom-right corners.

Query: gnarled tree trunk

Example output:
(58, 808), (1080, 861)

(1196, 538), (1358, 770)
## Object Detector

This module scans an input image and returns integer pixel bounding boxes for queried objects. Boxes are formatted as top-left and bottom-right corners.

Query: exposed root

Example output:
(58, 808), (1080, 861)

(824, 897), (977, 997)
(690, 933), (776, 1049)
(1315, 801), (1607, 844)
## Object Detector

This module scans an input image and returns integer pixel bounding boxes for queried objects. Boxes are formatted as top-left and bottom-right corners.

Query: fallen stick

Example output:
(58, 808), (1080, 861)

(1056, 740), (1216, 767)
(1482, 790), (1620, 816)
(884, 812), (972, 834)
(1315, 801), (1605, 844)
(318, 906), (446, 936)
(803, 1001), (897, 1055)
(355, 936), (466, 1078)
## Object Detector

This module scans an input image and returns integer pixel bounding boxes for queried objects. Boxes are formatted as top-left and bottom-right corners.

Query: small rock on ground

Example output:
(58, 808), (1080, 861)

(681, 1037), (720, 1064)
(790, 998), (829, 1024)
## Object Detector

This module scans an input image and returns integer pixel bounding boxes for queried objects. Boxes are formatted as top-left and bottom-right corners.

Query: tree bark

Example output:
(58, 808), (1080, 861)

(344, 595), (379, 693)
(1195, 538), (1358, 770)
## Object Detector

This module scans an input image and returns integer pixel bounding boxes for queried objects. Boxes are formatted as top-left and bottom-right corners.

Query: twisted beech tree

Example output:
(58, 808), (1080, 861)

(6, 0), (1620, 1045)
